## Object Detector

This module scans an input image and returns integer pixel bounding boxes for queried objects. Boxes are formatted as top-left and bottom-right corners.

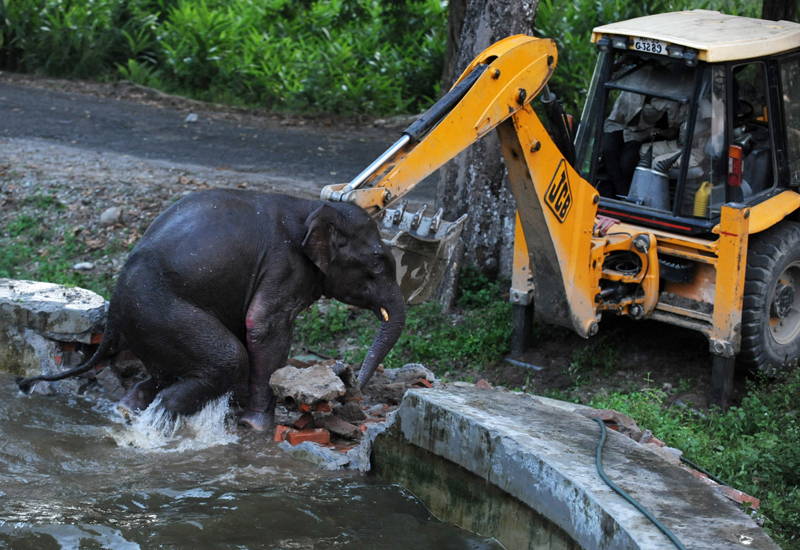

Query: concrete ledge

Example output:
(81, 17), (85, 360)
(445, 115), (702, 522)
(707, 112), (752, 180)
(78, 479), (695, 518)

(375, 386), (778, 550)
(0, 279), (107, 377)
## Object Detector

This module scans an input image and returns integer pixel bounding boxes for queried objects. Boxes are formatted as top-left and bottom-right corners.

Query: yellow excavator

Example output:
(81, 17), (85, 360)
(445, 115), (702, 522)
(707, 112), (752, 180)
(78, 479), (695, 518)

(321, 10), (800, 408)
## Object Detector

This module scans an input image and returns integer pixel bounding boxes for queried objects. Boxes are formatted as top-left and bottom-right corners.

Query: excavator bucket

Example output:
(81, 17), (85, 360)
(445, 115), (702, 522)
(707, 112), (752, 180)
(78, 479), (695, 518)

(378, 202), (467, 305)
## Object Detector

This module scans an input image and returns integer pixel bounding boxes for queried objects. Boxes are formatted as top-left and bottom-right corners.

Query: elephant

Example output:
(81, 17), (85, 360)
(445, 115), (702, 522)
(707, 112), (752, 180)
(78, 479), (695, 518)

(18, 190), (407, 430)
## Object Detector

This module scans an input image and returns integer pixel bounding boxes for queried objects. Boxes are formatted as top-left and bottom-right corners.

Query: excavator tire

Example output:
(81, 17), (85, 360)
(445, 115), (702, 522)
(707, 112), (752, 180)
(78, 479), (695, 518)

(740, 221), (800, 375)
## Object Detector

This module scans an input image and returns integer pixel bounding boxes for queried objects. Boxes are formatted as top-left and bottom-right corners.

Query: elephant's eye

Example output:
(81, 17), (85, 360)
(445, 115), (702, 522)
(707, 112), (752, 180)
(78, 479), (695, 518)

(371, 257), (384, 274)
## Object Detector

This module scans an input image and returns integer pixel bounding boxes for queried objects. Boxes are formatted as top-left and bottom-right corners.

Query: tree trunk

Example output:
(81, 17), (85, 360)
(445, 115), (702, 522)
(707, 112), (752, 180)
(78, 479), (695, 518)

(441, 0), (468, 91)
(761, 0), (797, 22)
(436, 0), (539, 302)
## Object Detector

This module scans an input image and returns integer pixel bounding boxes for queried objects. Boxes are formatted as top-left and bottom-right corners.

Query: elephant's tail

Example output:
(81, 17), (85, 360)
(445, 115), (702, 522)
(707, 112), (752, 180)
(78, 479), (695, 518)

(16, 321), (121, 394)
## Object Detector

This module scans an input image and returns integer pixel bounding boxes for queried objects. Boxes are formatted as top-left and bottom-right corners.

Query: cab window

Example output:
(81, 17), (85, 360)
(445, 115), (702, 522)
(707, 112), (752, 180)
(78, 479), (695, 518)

(731, 62), (776, 199)
(780, 56), (800, 185)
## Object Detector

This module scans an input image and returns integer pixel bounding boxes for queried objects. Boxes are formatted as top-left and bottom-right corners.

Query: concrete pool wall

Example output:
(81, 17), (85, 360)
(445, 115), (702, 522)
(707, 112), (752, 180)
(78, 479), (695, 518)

(372, 385), (779, 550)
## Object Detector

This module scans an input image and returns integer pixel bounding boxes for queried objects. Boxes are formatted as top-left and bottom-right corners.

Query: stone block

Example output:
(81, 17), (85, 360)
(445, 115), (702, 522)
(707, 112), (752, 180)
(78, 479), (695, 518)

(269, 364), (346, 410)
(0, 279), (107, 378)
(323, 416), (360, 440)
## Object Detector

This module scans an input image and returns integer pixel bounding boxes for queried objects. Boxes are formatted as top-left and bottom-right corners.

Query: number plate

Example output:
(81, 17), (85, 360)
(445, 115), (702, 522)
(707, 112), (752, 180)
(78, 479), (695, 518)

(632, 36), (667, 55)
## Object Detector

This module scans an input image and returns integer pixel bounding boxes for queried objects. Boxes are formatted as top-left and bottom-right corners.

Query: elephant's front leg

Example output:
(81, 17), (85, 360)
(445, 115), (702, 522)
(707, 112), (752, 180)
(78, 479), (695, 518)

(239, 310), (294, 431)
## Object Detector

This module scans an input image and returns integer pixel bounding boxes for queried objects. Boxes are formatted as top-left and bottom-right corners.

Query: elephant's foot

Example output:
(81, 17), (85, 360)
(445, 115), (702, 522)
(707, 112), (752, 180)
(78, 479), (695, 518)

(238, 409), (274, 431)
(118, 376), (159, 422)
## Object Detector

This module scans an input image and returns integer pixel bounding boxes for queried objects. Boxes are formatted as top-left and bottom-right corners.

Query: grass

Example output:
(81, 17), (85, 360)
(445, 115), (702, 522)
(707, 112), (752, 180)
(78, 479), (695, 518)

(588, 372), (800, 548)
(0, 185), (128, 298)
(293, 266), (515, 370)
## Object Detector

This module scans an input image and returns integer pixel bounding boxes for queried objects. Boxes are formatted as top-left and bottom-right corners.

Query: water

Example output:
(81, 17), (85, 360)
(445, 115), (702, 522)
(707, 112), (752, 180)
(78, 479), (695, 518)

(0, 375), (502, 549)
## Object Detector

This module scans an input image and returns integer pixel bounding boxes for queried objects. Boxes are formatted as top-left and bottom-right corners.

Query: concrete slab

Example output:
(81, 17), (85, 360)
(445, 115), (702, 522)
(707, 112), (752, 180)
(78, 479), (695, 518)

(379, 385), (777, 550)
(0, 279), (107, 377)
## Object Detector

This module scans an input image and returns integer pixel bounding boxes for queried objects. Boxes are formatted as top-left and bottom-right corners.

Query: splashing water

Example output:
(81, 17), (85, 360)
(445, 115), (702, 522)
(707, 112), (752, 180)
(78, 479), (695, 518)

(109, 393), (239, 451)
(0, 374), (505, 549)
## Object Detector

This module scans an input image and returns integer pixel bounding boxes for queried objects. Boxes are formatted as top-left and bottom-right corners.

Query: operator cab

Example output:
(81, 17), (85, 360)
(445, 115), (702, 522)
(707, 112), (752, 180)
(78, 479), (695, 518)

(574, 10), (800, 235)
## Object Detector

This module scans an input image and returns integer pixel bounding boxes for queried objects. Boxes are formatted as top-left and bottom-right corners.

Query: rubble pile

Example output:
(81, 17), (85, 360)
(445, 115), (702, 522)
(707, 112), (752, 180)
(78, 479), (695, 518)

(270, 360), (436, 456)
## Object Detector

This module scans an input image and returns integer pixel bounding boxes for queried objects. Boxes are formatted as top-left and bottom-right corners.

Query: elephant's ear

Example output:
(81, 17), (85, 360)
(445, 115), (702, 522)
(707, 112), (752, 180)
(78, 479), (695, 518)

(302, 204), (338, 273)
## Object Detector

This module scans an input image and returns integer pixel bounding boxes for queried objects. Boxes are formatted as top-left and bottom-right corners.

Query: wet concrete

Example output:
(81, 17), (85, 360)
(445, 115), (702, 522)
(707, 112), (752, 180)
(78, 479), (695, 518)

(374, 385), (779, 550)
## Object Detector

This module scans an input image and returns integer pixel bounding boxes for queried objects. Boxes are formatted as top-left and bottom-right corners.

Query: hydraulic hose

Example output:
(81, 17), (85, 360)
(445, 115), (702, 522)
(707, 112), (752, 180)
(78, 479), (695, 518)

(592, 417), (687, 550)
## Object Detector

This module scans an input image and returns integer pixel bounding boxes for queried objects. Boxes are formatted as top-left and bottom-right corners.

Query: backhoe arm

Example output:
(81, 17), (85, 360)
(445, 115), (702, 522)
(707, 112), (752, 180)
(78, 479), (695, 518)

(321, 35), (602, 336)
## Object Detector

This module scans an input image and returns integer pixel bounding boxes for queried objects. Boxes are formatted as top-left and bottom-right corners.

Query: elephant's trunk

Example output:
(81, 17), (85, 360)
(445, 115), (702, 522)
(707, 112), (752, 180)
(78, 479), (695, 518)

(358, 290), (407, 388)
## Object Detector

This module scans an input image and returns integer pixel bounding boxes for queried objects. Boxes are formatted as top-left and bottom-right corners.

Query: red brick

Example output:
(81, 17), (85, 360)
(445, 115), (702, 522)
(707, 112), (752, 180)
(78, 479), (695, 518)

(61, 343), (75, 352)
(412, 378), (432, 388)
(292, 413), (315, 430)
(720, 486), (760, 510)
(313, 402), (333, 413)
(475, 379), (492, 390)
(273, 425), (291, 442)
(286, 428), (331, 446)
(299, 403), (311, 412)
(54, 355), (62, 366)
(91, 333), (103, 344)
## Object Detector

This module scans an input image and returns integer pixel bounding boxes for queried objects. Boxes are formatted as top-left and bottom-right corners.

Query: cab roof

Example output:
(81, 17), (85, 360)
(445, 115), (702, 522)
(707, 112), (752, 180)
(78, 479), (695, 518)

(592, 10), (800, 62)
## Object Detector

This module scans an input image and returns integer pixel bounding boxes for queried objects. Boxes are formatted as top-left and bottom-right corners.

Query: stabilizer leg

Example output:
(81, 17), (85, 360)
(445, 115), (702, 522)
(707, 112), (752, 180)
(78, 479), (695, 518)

(710, 354), (735, 411)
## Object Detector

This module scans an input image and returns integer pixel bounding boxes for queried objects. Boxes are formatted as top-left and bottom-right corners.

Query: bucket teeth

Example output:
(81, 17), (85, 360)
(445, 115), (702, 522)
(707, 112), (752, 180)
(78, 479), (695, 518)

(411, 204), (428, 230)
(378, 204), (468, 304)
(393, 200), (408, 225)
(381, 202), (454, 239)
(431, 208), (444, 233)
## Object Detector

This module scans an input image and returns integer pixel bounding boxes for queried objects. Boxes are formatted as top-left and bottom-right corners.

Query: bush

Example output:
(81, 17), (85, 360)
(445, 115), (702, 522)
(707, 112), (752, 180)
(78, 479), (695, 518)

(0, 0), (446, 115)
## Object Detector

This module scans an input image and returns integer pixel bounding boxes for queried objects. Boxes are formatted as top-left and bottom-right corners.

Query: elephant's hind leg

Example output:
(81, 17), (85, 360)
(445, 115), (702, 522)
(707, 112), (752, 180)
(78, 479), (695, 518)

(118, 376), (160, 421)
(125, 305), (249, 419)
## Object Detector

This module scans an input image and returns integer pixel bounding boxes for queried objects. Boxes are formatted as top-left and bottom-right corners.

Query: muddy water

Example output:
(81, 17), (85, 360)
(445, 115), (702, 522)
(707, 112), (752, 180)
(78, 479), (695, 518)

(0, 375), (501, 549)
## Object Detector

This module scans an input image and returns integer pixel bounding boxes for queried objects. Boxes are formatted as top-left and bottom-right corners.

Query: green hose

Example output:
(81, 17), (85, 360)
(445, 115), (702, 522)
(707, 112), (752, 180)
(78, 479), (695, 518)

(593, 417), (688, 550)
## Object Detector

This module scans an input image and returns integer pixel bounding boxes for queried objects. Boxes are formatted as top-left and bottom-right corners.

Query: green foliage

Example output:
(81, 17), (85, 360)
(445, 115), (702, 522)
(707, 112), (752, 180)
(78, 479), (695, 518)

(589, 371), (800, 548)
(294, 301), (358, 351)
(0, 0), (445, 115)
(293, 266), (516, 370)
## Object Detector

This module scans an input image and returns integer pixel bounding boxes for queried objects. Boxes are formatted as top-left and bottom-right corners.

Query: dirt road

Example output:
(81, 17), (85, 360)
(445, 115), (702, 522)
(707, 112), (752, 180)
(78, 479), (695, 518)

(0, 73), (437, 207)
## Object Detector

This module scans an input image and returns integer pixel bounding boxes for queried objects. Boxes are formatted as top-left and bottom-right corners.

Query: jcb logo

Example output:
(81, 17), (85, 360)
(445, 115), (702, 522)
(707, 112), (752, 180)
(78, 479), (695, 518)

(545, 160), (572, 223)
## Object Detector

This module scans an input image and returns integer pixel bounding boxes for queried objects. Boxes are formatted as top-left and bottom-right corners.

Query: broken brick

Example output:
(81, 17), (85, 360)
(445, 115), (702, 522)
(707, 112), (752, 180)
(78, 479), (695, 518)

(293, 412), (315, 430)
(719, 486), (760, 510)
(475, 379), (492, 390)
(313, 402), (333, 413)
(287, 357), (313, 369)
(685, 468), (760, 510)
(299, 403), (311, 412)
(323, 416), (360, 440)
(273, 425), (291, 442)
(91, 333), (103, 344)
(286, 428), (331, 446)
(61, 343), (75, 352)
(412, 378), (432, 388)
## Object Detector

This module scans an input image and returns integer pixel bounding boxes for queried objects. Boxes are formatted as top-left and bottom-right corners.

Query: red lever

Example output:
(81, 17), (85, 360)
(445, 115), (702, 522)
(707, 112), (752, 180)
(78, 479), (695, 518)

(728, 145), (742, 187)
